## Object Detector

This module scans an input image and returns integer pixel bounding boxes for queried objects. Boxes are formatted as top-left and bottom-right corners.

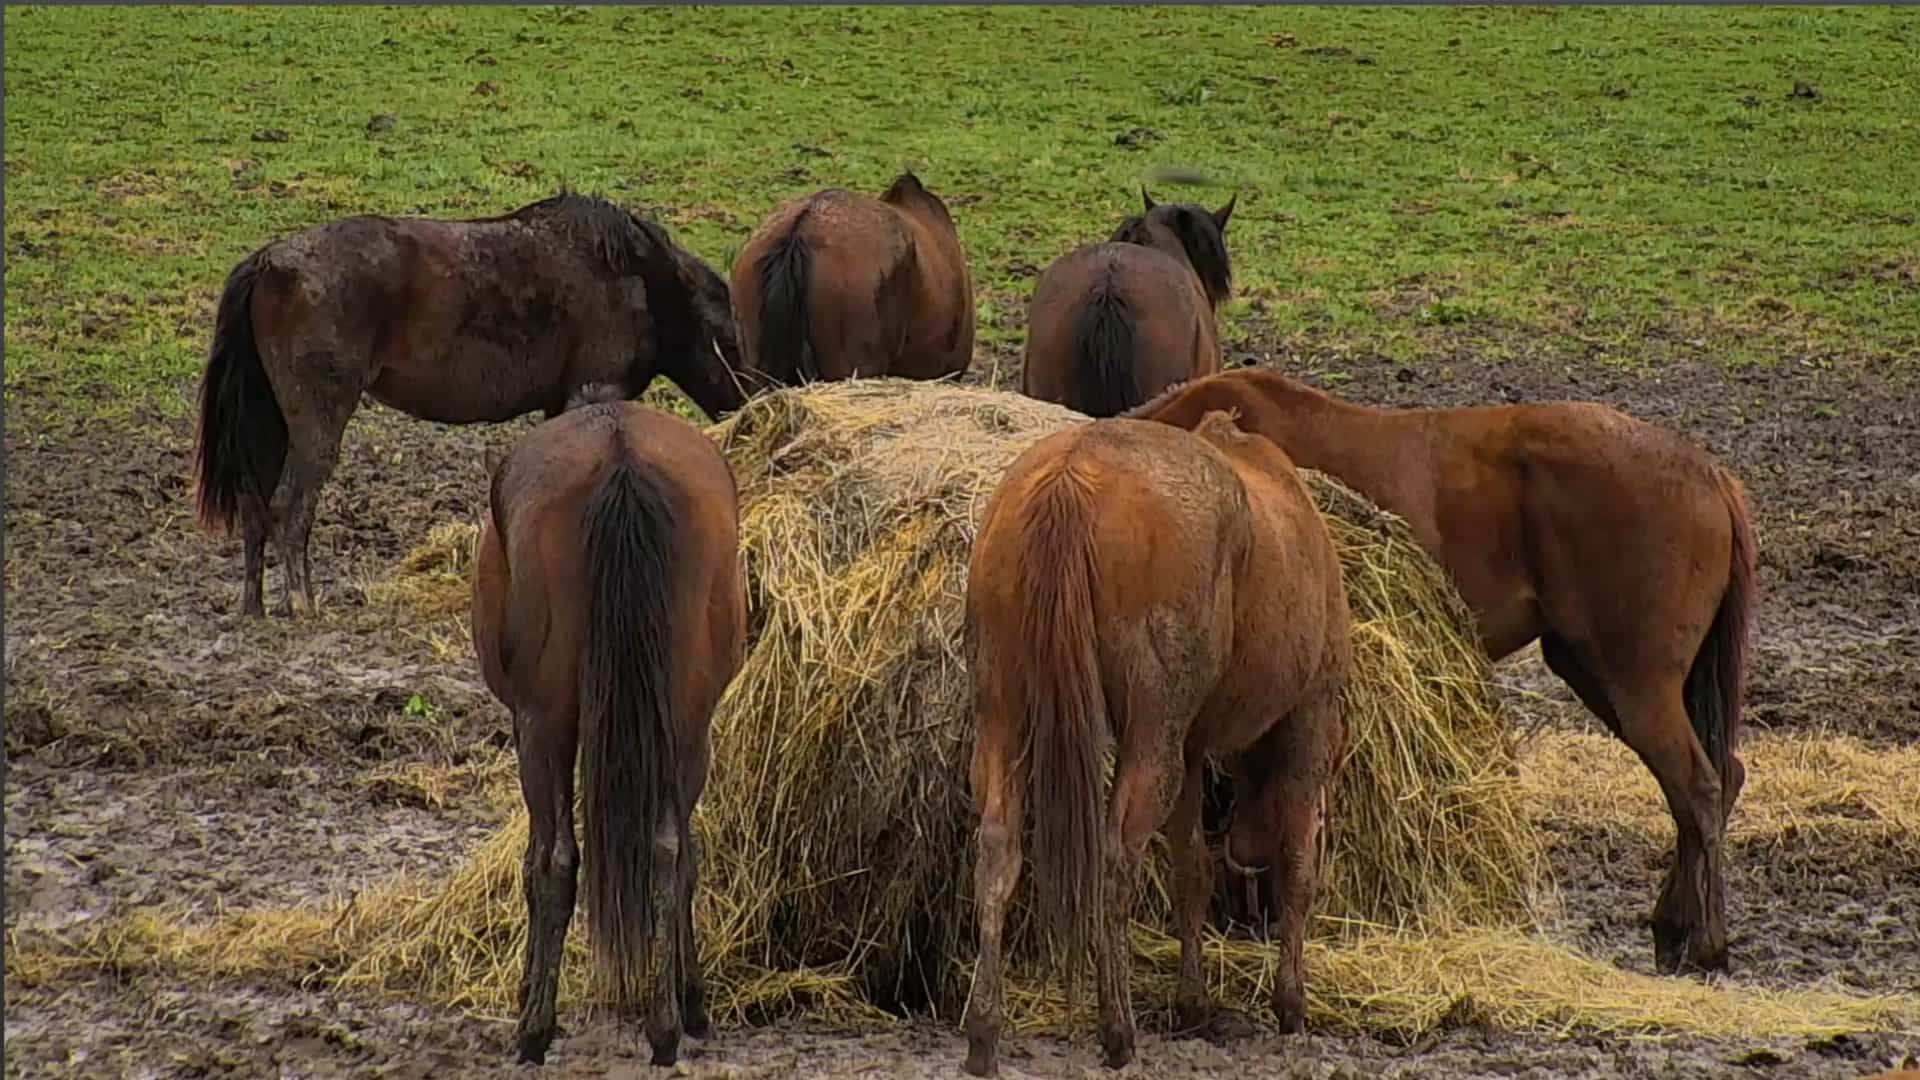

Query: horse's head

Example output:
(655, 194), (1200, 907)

(669, 244), (754, 417)
(1110, 189), (1237, 308)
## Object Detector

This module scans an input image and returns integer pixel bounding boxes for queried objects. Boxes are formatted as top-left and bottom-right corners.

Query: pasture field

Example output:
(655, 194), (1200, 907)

(5, 6), (1918, 1078)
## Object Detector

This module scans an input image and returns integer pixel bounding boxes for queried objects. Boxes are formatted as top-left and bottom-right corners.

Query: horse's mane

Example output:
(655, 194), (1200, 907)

(1109, 205), (1233, 307)
(512, 190), (668, 278)
(565, 382), (628, 412)
(1119, 374), (1201, 419)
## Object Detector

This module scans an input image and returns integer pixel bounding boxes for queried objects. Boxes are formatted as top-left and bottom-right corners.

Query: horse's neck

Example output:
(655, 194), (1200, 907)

(1258, 388), (1412, 505)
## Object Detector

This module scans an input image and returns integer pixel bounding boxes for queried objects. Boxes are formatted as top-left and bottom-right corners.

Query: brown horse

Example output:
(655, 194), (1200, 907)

(962, 413), (1351, 1075)
(193, 192), (748, 618)
(1128, 367), (1758, 975)
(728, 171), (975, 386)
(471, 386), (746, 1066)
(1021, 189), (1235, 417)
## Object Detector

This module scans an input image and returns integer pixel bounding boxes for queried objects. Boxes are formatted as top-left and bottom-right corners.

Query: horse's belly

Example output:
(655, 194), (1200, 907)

(366, 360), (549, 424)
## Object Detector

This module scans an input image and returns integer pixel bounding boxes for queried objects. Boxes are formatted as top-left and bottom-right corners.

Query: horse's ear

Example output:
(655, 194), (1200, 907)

(1142, 186), (1158, 212)
(1214, 193), (1237, 231)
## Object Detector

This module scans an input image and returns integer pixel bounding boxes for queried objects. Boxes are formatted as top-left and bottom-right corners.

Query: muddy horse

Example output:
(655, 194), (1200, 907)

(729, 171), (975, 386)
(1129, 367), (1757, 974)
(962, 413), (1351, 1075)
(1021, 189), (1236, 417)
(472, 386), (747, 1066)
(192, 192), (748, 617)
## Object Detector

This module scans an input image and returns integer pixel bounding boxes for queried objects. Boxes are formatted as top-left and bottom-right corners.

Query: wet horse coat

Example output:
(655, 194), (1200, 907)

(962, 413), (1350, 1075)
(472, 390), (746, 1066)
(193, 193), (747, 617)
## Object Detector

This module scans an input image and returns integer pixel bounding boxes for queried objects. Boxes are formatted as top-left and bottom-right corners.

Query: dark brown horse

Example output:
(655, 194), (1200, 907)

(193, 192), (748, 618)
(472, 386), (746, 1066)
(729, 171), (975, 386)
(962, 413), (1351, 1075)
(1021, 190), (1235, 418)
(1128, 367), (1758, 975)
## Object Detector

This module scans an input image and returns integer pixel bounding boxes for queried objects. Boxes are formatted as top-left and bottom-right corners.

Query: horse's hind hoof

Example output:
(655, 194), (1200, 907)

(648, 1034), (680, 1068)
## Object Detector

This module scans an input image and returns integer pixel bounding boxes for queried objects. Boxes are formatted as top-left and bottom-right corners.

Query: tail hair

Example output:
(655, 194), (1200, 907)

(578, 445), (684, 1008)
(1070, 288), (1141, 418)
(193, 248), (288, 536)
(1685, 467), (1757, 813)
(755, 214), (817, 385)
(1011, 461), (1109, 986)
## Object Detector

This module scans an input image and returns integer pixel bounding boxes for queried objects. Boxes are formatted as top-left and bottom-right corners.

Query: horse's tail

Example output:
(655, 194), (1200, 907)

(1009, 459), (1109, 980)
(755, 212), (817, 385)
(1686, 467), (1758, 813)
(1069, 287), (1140, 418)
(193, 248), (288, 536)
(578, 443), (683, 1009)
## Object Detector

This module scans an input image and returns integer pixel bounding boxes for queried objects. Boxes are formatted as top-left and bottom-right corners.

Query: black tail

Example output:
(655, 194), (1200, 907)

(579, 446), (683, 1009)
(755, 216), (817, 385)
(193, 249), (287, 535)
(1069, 288), (1141, 418)
(1686, 468), (1758, 816)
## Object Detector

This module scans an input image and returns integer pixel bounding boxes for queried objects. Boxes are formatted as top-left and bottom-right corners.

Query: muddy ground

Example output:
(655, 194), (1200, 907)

(5, 339), (1918, 1078)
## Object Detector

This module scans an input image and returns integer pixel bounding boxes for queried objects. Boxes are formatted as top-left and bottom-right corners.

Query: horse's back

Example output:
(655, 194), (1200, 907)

(1025, 243), (1217, 407)
(482, 403), (740, 705)
(978, 420), (1248, 631)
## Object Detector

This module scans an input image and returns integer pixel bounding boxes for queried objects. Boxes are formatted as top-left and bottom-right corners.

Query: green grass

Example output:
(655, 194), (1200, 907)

(6, 5), (1917, 416)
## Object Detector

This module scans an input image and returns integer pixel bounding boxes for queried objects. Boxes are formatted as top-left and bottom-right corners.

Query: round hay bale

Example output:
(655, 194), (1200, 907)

(692, 379), (1543, 1020)
(238, 379), (1544, 1026)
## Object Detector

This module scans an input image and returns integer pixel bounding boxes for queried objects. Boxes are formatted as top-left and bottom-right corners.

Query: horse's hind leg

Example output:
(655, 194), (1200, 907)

(1621, 679), (1728, 975)
(962, 700), (1026, 1078)
(1097, 734), (1184, 1069)
(514, 708), (579, 1064)
(1230, 693), (1341, 1035)
(676, 831), (711, 1038)
(1548, 638), (1728, 974)
(239, 491), (272, 618)
(268, 354), (361, 615)
(644, 819), (686, 1066)
(1168, 753), (1214, 1034)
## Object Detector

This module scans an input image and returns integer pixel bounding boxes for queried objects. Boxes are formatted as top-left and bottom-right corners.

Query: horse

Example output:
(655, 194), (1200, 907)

(471, 384), (746, 1067)
(192, 191), (748, 619)
(1126, 367), (1758, 975)
(1020, 189), (1236, 418)
(961, 412), (1351, 1075)
(728, 171), (975, 386)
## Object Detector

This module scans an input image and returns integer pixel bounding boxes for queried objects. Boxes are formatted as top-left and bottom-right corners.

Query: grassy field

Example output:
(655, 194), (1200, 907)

(4, 5), (1916, 416)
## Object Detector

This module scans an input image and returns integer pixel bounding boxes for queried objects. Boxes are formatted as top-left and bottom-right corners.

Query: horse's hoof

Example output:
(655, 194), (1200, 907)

(648, 1033), (680, 1068)
(1651, 922), (1689, 975)
(1100, 1031), (1134, 1070)
(516, 1036), (551, 1066)
(1273, 990), (1306, 1035)
(962, 1044), (997, 1077)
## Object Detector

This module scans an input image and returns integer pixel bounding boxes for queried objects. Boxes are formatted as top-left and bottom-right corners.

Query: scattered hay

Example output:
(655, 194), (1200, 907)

(361, 521), (479, 619)
(1519, 730), (1920, 858)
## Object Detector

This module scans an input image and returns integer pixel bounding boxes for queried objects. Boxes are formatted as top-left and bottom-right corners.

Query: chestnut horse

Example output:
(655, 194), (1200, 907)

(1128, 368), (1758, 974)
(193, 192), (747, 618)
(472, 386), (746, 1066)
(1021, 190), (1235, 417)
(729, 171), (974, 386)
(962, 413), (1351, 1075)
